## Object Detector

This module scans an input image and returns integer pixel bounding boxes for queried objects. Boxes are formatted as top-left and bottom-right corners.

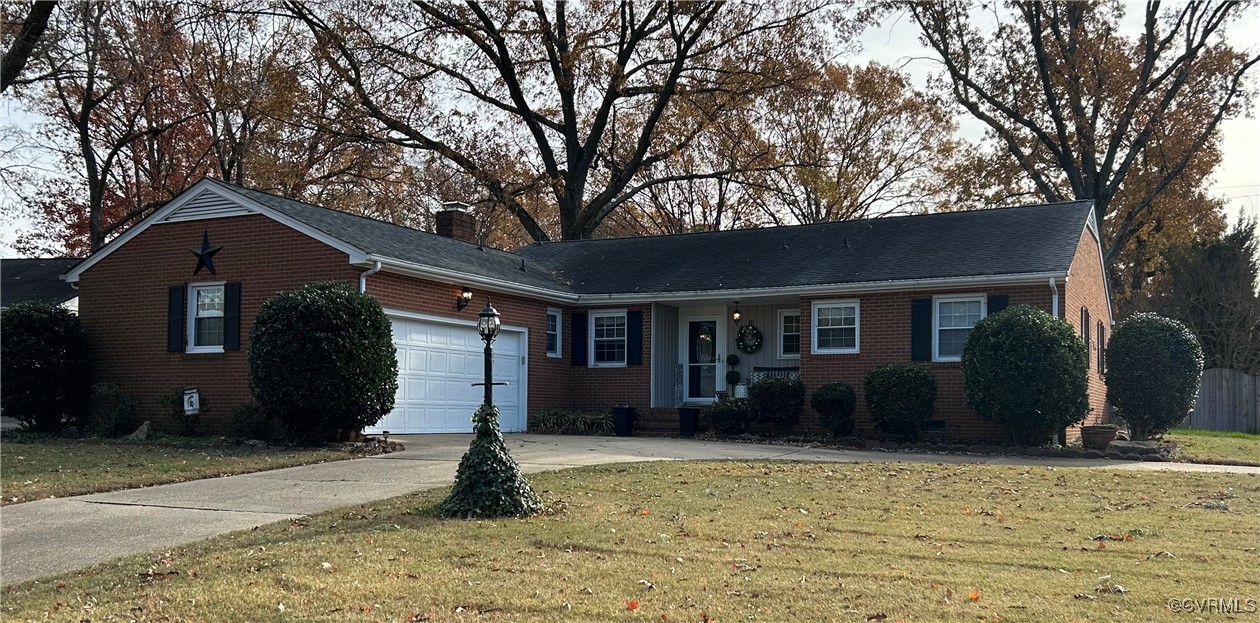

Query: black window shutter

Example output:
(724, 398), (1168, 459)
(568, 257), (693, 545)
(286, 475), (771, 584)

(910, 298), (932, 361)
(571, 312), (588, 366)
(167, 285), (184, 352)
(224, 282), (242, 351)
(626, 310), (644, 366)
(987, 294), (1009, 316)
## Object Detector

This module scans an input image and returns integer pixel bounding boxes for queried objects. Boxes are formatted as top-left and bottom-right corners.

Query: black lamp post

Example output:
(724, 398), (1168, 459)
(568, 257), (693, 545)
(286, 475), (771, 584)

(476, 301), (502, 406)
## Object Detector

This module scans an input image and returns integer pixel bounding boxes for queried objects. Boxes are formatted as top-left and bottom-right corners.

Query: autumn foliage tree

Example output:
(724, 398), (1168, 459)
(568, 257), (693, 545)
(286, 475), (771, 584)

(908, 1), (1257, 302)
(285, 0), (849, 242)
(7, 2), (426, 256)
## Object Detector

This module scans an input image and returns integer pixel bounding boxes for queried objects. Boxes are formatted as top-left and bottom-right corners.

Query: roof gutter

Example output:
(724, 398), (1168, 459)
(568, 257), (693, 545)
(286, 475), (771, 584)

(574, 271), (1071, 304)
(365, 255), (580, 304)
(366, 256), (1067, 306)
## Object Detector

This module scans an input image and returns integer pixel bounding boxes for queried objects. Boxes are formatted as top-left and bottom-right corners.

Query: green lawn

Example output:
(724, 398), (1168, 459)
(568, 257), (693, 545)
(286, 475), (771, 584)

(0, 434), (358, 505)
(1165, 429), (1260, 465)
(3, 461), (1256, 622)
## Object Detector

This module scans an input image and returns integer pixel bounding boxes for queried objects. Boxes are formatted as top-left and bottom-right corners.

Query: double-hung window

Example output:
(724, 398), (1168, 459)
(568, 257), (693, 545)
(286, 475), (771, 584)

(779, 309), (801, 358)
(934, 295), (985, 361)
(546, 309), (561, 358)
(187, 283), (226, 353)
(591, 312), (627, 366)
(811, 300), (859, 354)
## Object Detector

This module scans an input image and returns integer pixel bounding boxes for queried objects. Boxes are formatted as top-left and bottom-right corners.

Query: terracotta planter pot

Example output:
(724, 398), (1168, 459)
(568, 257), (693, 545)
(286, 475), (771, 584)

(1080, 426), (1119, 451)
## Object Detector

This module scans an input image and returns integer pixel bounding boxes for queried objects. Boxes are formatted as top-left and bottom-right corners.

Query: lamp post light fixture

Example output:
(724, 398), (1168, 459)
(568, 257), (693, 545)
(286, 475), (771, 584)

(456, 286), (473, 311)
(476, 301), (502, 406)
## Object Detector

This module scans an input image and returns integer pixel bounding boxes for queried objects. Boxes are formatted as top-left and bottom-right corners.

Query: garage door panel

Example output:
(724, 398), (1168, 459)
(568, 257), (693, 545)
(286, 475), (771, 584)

(367, 317), (524, 434)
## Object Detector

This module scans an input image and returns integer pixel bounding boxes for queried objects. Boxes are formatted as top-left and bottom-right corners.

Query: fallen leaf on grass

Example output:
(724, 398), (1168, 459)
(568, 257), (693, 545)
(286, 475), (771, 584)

(627, 600), (640, 611)
(968, 590), (982, 601)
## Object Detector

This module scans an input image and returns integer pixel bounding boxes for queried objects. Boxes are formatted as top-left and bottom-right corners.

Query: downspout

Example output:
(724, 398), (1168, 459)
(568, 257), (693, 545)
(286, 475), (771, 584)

(1048, 277), (1059, 319)
(1049, 276), (1061, 447)
(359, 261), (381, 294)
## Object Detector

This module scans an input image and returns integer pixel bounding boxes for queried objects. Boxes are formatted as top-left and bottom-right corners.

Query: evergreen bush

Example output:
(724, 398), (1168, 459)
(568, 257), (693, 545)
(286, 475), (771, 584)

(249, 282), (397, 441)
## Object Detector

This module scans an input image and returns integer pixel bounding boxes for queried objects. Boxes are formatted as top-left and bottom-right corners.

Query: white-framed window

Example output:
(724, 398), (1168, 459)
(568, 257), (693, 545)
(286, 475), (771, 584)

(934, 294), (986, 362)
(546, 309), (562, 358)
(778, 309), (801, 359)
(187, 282), (226, 353)
(811, 300), (859, 354)
(590, 311), (627, 367)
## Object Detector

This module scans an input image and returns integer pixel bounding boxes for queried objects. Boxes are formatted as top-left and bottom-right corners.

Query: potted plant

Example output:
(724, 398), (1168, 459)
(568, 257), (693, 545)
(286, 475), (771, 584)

(1079, 424), (1119, 450)
(612, 405), (637, 437)
(678, 406), (701, 438)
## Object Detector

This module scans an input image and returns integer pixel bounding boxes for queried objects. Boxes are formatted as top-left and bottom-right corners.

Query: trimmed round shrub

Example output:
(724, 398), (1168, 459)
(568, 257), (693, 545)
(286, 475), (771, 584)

(249, 281), (398, 441)
(1106, 313), (1204, 441)
(961, 305), (1089, 445)
(704, 398), (752, 435)
(749, 377), (806, 433)
(811, 382), (857, 437)
(1, 301), (90, 431)
(864, 364), (937, 441)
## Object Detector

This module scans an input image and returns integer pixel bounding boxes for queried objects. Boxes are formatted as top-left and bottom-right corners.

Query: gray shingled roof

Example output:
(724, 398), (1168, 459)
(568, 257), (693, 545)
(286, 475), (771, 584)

(2, 258), (82, 307)
(207, 180), (573, 294)
(207, 180), (1092, 297)
(515, 201), (1095, 295)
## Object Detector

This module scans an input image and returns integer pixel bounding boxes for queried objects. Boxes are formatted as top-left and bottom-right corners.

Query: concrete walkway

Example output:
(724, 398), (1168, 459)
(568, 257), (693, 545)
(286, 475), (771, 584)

(2, 434), (1256, 585)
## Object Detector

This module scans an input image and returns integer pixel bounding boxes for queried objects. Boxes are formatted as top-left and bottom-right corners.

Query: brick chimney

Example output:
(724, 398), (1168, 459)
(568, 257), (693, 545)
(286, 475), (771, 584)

(435, 201), (476, 243)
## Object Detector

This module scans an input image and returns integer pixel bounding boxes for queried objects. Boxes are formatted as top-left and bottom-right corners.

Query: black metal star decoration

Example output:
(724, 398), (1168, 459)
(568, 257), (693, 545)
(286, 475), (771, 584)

(190, 231), (223, 275)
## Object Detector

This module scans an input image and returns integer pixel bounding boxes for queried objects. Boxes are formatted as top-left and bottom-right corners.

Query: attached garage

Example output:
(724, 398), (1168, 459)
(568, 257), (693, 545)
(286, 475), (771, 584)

(366, 312), (527, 434)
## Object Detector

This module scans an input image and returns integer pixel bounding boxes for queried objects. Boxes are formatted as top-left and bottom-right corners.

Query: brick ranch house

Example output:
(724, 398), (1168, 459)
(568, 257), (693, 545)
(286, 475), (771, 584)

(63, 178), (1114, 441)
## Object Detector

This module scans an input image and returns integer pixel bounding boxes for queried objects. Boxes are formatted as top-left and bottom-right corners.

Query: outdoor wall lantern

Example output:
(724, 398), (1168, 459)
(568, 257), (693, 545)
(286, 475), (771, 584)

(732, 302), (742, 327)
(456, 286), (473, 311)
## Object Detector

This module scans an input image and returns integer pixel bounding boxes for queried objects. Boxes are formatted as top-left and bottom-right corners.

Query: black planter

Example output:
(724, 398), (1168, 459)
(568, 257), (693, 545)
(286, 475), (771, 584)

(678, 407), (701, 438)
(612, 406), (636, 437)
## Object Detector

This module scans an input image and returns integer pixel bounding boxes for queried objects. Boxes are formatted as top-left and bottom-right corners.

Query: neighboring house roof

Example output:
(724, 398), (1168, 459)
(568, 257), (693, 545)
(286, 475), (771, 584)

(517, 201), (1096, 295)
(1, 258), (82, 308)
(204, 180), (576, 294)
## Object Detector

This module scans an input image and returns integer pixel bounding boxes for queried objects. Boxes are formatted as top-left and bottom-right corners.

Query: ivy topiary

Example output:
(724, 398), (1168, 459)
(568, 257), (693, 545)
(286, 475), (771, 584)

(436, 404), (544, 518)
(748, 376), (806, 433)
(961, 305), (1089, 445)
(0, 301), (90, 431)
(1106, 313), (1204, 441)
(810, 382), (857, 437)
(248, 281), (397, 441)
(864, 364), (937, 442)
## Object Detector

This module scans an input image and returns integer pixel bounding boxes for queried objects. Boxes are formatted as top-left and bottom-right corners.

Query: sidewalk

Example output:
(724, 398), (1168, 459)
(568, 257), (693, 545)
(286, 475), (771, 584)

(3, 434), (1256, 585)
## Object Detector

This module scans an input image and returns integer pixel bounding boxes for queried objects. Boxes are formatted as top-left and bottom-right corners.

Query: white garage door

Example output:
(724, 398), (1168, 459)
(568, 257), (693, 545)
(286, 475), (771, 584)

(366, 315), (526, 434)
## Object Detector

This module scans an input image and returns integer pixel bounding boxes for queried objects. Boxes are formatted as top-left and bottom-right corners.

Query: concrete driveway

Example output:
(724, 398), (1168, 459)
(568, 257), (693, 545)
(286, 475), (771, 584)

(2, 433), (1256, 586)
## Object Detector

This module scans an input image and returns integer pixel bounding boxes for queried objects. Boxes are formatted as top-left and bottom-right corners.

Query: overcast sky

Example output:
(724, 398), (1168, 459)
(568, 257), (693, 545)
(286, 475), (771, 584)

(1, 4), (1257, 257)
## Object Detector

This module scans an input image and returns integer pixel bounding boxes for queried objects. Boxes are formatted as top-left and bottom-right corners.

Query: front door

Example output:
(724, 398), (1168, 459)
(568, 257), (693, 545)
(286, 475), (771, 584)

(683, 318), (720, 403)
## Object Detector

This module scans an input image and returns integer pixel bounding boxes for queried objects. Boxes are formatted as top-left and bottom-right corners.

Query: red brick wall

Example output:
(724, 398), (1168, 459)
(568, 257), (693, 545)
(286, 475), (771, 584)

(363, 271), (574, 419)
(568, 305), (653, 412)
(77, 214), (362, 434)
(77, 212), (643, 434)
(1062, 226), (1115, 433)
(798, 284), (1054, 441)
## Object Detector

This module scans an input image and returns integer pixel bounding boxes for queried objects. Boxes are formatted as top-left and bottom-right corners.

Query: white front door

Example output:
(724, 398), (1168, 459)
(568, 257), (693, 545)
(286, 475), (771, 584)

(367, 315), (526, 434)
(680, 316), (724, 404)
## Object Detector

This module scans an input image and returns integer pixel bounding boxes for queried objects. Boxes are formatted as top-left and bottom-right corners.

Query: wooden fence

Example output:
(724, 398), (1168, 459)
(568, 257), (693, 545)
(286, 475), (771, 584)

(1184, 368), (1259, 433)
